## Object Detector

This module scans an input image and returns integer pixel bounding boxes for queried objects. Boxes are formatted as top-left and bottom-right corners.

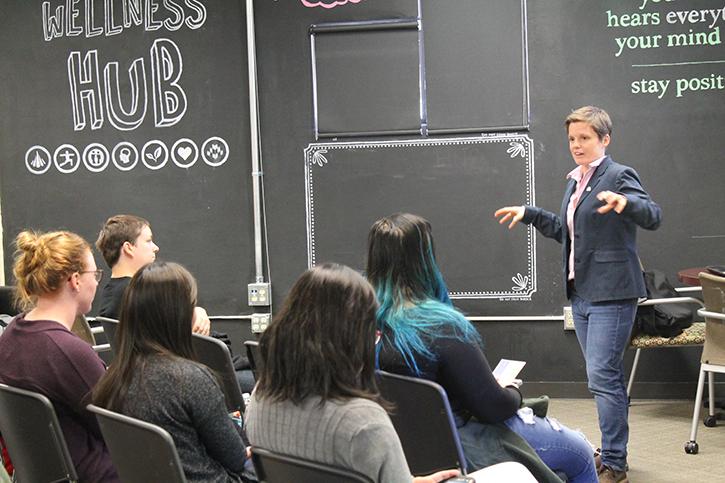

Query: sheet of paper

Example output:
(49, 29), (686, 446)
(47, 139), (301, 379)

(492, 358), (526, 387)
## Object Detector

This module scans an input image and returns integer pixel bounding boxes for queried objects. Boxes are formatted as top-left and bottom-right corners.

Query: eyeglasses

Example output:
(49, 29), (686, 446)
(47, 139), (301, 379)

(79, 269), (104, 282)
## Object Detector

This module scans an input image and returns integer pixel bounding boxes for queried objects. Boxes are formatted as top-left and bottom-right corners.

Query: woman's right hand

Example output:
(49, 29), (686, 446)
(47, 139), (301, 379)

(494, 206), (525, 229)
(413, 469), (461, 482)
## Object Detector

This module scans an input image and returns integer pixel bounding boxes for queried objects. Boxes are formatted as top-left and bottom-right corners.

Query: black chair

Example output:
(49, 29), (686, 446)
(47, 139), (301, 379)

(244, 339), (262, 379)
(96, 316), (120, 359)
(376, 370), (468, 476)
(87, 404), (187, 483)
(192, 333), (246, 413)
(0, 383), (78, 483)
(0, 286), (18, 316)
(251, 446), (372, 483)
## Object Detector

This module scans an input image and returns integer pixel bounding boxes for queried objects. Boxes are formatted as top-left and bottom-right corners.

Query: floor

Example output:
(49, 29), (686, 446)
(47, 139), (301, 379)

(552, 398), (725, 483)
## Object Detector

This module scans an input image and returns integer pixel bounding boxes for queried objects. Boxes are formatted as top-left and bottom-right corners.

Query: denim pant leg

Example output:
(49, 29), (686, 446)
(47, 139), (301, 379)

(505, 413), (598, 483)
(571, 294), (637, 472)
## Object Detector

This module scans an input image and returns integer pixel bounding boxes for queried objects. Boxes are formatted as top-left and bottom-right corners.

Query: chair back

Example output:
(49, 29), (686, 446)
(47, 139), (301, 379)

(244, 339), (262, 379)
(699, 271), (725, 365)
(96, 316), (120, 359)
(192, 333), (246, 413)
(87, 404), (187, 483)
(251, 446), (372, 483)
(376, 370), (467, 475)
(0, 383), (78, 483)
(0, 286), (18, 316)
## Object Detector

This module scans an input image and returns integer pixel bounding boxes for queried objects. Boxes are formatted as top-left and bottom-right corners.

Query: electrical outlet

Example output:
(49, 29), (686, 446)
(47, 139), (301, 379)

(563, 306), (575, 331)
(248, 282), (271, 306)
(251, 313), (271, 333)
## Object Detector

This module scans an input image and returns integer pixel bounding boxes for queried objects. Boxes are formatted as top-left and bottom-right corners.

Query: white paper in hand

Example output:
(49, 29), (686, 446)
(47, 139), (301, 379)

(492, 359), (526, 387)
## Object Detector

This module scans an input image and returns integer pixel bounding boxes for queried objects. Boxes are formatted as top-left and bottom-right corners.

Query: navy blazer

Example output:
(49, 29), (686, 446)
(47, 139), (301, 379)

(522, 156), (661, 302)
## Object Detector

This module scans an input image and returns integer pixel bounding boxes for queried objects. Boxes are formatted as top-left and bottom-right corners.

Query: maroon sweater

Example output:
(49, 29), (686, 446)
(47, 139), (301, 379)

(0, 316), (119, 482)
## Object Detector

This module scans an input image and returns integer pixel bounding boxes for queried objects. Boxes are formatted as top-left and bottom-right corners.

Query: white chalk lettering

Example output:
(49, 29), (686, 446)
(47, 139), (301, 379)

(68, 50), (104, 130)
(104, 58), (148, 131)
(84, 0), (103, 37)
(151, 38), (187, 127)
(104, 0), (123, 36)
(68, 39), (187, 131)
(42, 2), (64, 41)
(184, 0), (207, 29)
(41, 0), (207, 41)
(66, 0), (83, 36)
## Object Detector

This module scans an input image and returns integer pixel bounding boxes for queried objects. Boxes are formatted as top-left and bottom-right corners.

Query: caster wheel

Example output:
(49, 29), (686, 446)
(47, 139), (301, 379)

(704, 415), (718, 427)
(685, 441), (699, 454)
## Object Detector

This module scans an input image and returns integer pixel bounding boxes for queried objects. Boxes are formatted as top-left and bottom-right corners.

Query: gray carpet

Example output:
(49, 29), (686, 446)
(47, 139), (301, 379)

(551, 398), (725, 483)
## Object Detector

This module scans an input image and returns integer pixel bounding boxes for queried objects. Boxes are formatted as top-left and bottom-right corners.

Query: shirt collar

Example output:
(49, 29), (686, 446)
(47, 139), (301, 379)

(566, 155), (606, 181)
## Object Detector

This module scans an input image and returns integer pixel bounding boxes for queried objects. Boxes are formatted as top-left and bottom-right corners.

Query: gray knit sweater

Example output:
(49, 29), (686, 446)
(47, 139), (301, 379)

(245, 394), (412, 482)
(123, 355), (246, 483)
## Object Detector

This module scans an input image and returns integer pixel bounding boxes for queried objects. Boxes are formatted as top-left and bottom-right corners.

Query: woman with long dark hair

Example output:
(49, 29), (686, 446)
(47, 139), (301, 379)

(368, 213), (597, 483)
(244, 263), (459, 483)
(93, 261), (250, 483)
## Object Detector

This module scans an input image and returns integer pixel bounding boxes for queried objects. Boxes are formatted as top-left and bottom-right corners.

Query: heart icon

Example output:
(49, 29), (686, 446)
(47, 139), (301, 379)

(178, 146), (192, 160)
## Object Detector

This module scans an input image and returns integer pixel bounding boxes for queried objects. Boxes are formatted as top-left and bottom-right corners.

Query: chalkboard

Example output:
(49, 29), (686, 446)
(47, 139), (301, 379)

(304, 136), (536, 300)
(0, 1), (254, 313)
(253, 0), (725, 317)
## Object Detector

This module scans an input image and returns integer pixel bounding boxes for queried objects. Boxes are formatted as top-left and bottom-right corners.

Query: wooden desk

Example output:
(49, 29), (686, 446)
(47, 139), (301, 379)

(678, 267), (707, 287)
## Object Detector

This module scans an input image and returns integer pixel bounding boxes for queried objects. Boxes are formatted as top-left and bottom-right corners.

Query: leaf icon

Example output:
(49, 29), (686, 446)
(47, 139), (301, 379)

(511, 273), (529, 291)
(312, 149), (328, 167)
(153, 147), (162, 159)
(506, 142), (526, 158)
(146, 153), (155, 162)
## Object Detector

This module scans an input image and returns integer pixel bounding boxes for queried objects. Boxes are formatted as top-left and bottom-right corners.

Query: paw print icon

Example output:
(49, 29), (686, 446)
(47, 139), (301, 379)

(202, 137), (229, 167)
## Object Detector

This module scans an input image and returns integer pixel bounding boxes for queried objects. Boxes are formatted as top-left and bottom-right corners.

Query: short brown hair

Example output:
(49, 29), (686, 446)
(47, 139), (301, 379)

(565, 105), (612, 140)
(95, 214), (150, 268)
(13, 230), (91, 311)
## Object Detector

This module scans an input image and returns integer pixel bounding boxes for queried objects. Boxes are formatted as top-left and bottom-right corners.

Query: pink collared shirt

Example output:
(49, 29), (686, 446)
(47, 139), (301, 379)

(566, 156), (605, 281)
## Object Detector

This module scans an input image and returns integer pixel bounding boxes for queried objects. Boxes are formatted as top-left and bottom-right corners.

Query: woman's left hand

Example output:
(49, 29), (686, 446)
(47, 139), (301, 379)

(596, 191), (627, 214)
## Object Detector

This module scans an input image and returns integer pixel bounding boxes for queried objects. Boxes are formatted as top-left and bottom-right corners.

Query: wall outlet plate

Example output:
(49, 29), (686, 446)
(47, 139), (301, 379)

(248, 282), (271, 306)
(563, 306), (575, 331)
(251, 313), (271, 333)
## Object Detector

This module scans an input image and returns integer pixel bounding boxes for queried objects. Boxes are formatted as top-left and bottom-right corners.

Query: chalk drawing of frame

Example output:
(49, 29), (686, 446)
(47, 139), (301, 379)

(304, 134), (536, 300)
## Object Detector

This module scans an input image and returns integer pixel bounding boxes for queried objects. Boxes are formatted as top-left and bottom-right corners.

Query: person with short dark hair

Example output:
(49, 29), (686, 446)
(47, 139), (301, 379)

(93, 261), (252, 483)
(245, 263), (460, 483)
(369, 213), (597, 483)
(0, 230), (119, 482)
(495, 106), (662, 483)
(95, 214), (210, 333)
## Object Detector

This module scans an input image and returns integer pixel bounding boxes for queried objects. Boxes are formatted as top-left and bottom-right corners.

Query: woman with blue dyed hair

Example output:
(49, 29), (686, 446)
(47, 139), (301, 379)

(368, 213), (598, 483)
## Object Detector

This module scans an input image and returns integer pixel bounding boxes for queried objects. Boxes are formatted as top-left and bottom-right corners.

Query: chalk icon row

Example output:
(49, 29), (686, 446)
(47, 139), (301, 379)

(25, 137), (229, 175)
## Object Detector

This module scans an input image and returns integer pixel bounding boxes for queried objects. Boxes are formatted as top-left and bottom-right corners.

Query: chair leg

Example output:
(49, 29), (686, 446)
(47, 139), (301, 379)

(685, 365), (707, 454)
(626, 348), (641, 401)
(703, 372), (719, 427)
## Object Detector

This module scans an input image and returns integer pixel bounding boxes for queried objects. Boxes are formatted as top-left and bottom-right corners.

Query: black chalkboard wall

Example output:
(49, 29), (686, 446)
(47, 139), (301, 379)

(254, 0), (725, 317)
(0, 1), (253, 313)
(1, 0), (724, 323)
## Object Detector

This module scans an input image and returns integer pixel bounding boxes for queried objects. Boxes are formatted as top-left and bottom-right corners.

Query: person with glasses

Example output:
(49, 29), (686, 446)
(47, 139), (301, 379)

(0, 230), (119, 482)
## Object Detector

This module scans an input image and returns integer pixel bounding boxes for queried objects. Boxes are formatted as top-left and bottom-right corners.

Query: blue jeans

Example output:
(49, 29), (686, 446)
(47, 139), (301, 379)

(571, 293), (637, 472)
(505, 412), (598, 483)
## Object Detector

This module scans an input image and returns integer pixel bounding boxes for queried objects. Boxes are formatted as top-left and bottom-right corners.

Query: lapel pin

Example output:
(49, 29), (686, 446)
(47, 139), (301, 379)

(586, 187), (591, 192)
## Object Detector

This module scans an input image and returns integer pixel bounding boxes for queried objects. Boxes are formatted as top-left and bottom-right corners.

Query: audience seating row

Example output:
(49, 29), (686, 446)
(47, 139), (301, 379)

(0, 370), (536, 482)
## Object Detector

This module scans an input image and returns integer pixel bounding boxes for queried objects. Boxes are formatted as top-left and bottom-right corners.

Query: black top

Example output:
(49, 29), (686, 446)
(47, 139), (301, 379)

(378, 333), (521, 426)
(97, 277), (131, 320)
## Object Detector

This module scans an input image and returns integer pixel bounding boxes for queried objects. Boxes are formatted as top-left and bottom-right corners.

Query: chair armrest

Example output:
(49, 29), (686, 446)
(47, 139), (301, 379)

(697, 309), (725, 321)
(639, 296), (705, 308)
(93, 343), (111, 353)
